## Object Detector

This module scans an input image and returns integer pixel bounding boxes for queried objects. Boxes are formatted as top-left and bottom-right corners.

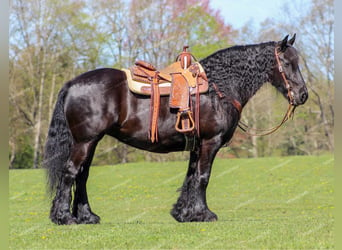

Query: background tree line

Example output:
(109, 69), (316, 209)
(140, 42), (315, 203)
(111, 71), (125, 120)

(9, 0), (333, 168)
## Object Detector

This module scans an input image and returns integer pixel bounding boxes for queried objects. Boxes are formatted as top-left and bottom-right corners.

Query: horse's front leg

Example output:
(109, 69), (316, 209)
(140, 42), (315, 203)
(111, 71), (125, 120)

(171, 138), (220, 222)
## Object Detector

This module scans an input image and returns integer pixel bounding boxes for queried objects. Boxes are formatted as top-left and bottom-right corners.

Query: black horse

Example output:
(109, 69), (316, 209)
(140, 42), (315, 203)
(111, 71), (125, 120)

(44, 35), (308, 225)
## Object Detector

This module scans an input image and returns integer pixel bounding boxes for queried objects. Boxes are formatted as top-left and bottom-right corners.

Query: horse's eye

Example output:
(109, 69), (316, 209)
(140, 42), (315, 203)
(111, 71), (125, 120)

(284, 62), (290, 67)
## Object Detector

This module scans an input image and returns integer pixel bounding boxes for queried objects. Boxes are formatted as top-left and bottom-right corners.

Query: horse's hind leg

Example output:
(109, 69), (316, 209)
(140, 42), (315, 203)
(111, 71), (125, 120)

(50, 141), (96, 225)
(72, 139), (102, 224)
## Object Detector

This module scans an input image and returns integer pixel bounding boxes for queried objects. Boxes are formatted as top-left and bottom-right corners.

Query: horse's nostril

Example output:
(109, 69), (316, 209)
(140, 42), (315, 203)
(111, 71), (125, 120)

(301, 92), (308, 103)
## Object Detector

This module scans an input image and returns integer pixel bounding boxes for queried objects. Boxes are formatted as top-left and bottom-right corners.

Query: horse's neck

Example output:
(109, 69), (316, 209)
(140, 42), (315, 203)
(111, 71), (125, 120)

(233, 45), (275, 106)
(202, 42), (276, 108)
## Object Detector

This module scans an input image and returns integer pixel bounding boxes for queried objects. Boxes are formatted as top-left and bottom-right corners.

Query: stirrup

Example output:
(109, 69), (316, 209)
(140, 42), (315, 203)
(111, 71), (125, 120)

(175, 110), (195, 133)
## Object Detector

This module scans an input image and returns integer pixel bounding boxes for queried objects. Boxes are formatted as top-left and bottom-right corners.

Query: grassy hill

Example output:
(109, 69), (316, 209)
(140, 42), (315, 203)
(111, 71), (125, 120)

(10, 155), (334, 249)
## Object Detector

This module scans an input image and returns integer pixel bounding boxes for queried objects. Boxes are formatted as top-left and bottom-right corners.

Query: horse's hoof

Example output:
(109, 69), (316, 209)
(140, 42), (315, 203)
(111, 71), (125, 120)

(74, 204), (101, 224)
(50, 213), (78, 225)
(65, 217), (78, 225)
(78, 213), (100, 224)
(192, 210), (218, 222)
(205, 211), (218, 222)
(171, 205), (218, 222)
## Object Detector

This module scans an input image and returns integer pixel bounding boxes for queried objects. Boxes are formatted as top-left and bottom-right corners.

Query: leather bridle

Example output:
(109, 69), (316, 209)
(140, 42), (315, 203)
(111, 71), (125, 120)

(237, 46), (296, 136)
(274, 46), (295, 105)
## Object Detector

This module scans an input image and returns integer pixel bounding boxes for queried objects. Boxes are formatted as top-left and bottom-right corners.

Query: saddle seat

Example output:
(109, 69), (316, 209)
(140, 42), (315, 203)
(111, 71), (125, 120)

(122, 60), (208, 96)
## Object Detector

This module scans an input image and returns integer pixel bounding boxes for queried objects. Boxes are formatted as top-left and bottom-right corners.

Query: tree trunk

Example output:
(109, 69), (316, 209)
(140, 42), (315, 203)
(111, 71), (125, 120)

(33, 48), (46, 169)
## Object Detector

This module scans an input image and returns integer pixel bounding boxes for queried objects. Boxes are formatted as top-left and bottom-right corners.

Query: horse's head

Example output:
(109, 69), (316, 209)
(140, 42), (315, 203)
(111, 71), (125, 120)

(271, 34), (308, 106)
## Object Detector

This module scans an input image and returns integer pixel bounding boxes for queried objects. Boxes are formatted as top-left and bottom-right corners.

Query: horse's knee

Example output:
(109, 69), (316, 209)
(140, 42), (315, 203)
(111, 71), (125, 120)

(198, 173), (210, 187)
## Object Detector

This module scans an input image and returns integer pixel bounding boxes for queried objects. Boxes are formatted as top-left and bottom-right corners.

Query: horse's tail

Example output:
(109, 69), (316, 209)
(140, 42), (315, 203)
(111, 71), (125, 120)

(43, 85), (72, 195)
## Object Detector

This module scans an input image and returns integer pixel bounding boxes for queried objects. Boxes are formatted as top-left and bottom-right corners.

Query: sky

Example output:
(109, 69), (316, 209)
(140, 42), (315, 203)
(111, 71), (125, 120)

(209, 0), (312, 30)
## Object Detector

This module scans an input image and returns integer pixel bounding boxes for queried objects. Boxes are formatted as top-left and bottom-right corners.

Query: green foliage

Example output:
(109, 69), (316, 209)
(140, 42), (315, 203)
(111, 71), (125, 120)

(10, 138), (34, 169)
(9, 0), (334, 168)
(10, 155), (334, 249)
(192, 42), (229, 60)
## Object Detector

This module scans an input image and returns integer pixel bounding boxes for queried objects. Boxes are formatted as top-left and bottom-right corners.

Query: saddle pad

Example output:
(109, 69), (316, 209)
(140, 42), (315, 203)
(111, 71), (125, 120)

(123, 68), (172, 96)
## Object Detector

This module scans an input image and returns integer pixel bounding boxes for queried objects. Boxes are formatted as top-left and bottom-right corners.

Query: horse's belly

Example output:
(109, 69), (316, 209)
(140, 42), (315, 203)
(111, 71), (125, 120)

(108, 124), (186, 153)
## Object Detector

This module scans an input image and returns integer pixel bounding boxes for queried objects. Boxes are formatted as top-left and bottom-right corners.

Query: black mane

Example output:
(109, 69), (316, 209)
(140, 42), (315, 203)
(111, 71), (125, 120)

(200, 41), (277, 106)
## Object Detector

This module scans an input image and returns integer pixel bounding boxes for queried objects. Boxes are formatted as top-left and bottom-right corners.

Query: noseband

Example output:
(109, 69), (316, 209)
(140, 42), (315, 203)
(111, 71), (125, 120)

(237, 46), (296, 136)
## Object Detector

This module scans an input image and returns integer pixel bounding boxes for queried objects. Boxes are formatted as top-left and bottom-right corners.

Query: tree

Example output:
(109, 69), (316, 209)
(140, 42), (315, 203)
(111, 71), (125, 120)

(10, 0), (56, 168)
(9, 0), (105, 168)
(275, 0), (334, 154)
(9, 0), (237, 168)
(229, 0), (334, 156)
(298, 0), (334, 152)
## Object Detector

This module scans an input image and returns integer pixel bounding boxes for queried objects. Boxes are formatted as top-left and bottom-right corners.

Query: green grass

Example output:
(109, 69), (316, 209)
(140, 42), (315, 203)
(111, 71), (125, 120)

(10, 155), (334, 249)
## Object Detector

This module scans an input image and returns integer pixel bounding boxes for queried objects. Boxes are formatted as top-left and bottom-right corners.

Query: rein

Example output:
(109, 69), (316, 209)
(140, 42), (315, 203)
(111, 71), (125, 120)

(238, 104), (295, 136)
(236, 46), (296, 136)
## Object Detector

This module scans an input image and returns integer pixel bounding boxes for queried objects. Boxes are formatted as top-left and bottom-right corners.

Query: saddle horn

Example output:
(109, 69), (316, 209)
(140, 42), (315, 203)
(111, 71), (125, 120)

(173, 46), (192, 69)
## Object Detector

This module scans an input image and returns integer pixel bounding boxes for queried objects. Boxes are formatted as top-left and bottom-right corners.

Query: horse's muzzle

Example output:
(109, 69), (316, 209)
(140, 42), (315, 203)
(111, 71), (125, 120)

(291, 87), (308, 106)
(300, 91), (308, 104)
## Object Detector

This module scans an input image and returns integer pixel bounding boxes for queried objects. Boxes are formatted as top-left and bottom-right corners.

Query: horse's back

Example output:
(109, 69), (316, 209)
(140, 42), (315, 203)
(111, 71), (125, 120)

(65, 68), (126, 88)
(64, 68), (127, 142)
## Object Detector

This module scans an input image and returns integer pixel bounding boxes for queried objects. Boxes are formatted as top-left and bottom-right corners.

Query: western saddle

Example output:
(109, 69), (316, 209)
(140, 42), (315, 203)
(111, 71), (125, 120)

(122, 46), (209, 146)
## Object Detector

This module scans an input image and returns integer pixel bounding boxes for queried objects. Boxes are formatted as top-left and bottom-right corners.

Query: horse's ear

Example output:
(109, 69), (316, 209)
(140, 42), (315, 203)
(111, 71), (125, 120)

(280, 35), (289, 52)
(288, 33), (296, 45)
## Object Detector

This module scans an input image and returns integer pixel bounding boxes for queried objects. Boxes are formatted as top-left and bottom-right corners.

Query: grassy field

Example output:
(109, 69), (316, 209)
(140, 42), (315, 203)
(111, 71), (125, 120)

(10, 155), (334, 249)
